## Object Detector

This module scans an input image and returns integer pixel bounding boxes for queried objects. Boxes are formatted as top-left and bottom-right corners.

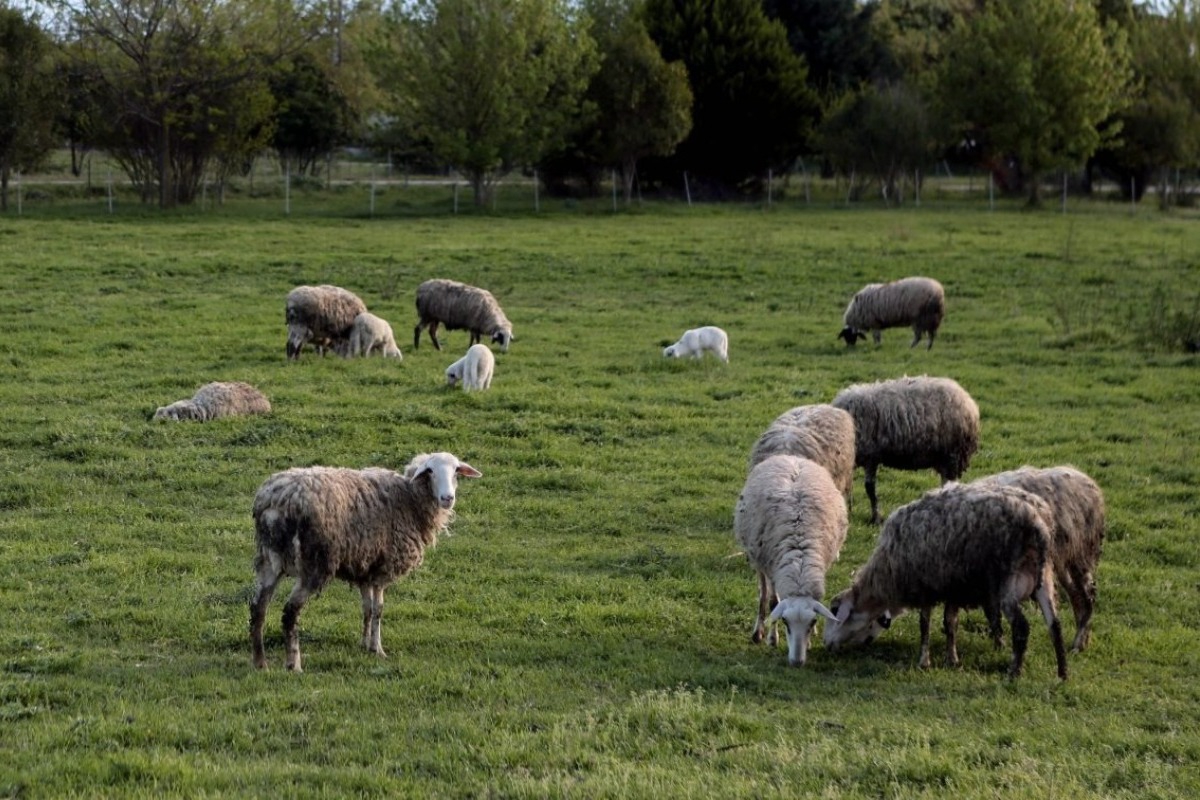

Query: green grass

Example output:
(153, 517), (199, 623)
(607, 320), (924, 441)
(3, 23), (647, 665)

(0, 201), (1197, 797)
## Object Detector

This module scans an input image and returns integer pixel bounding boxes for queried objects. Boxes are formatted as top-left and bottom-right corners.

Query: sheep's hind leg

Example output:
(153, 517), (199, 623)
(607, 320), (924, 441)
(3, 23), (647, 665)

(1034, 579), (1068, 680)
(368, 586), (387, 657)
(249, 553), (283, 670)
(942, 605), (961, 667)
(358, 585), (374, 652)
(282, 579), (319, 673)
(918, 607), (933, 669)
(864, 464), (882, 524)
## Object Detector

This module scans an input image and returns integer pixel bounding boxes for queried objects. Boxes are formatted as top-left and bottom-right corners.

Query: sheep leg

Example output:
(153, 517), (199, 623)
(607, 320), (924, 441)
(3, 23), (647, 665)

(910, 326), (921, 348)
(281, 581), (318, 673)
(942, 606), (961, 667)
(369, 586), (387, 657)
(871, 329), (882, 345)
(428, 321), (442, 350)
(984, 600), (1005, 649)
(358, 585), (374, 651)
(1064, 564), (1095, 653)
(752, 573), (777, 645)
(249, 553), (283, 670)
(864, 464), (882, 524)
(1002, 600), (1030, 679)
(918, 607), (933, 669)
(1034, 580), (1069, 680)
(413, 323), (423, 350)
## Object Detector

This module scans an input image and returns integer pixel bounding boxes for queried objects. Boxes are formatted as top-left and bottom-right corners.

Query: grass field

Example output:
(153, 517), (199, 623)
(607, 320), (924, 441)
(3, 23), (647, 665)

(0, 199), (1197, 797)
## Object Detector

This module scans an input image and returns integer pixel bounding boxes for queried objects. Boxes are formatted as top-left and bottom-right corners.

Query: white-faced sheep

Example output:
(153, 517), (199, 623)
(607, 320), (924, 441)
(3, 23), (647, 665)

(822, 482), (1069, 680)
(153, 381), (271, 422)
(838, 276), (945, 349)
(748, 404), (856, 505)
(734, 455), (848, 666)
(972, 466), (1105, 653)
(249, 452), (482, 672)
(663, 326), (729, 362)
(413, 279), (513, 353)
(445, 343), (495, 391)
(285, 284), (368, 360)
(343, 312), (403, 359)
(831, 375), (980, 523)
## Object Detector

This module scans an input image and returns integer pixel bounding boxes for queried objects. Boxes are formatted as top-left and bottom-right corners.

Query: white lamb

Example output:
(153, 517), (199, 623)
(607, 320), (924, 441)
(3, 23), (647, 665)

(445, 343), (495, 391)
(345, 312), (403, 359)
(663, 326), (729, 362)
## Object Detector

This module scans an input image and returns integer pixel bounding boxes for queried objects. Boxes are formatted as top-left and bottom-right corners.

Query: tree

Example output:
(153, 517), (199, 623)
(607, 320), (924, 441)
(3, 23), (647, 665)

(642, 0), (819, 194)
(378, 0), (597, 206)
(937, 0), (1132, 205)
(761, 0), (885, 92)
(269, 50), (356, 176)
(0, 7), (57, 211)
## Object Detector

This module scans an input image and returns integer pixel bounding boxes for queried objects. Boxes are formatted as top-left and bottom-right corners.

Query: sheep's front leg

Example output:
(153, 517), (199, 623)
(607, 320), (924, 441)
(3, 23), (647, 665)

(751, 573), (776, 645)
(918, 606), (933, 669)
(864, 464), (882, 524)
(359, 585), (374, 651)
(942, 605), (961, 667)
(368, 585), (387, 657)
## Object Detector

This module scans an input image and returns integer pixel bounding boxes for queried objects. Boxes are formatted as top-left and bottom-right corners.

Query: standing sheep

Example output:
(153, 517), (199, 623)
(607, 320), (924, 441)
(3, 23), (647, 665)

(832, 375), (980, 523)
(153, 381), (271, 421)
(838, 276), (945, 349)
(662, 326), (729, 362)
(285, 285), (368, 360)
(249, 452), (482, 672)
(822, 482), (1069, 680)
(344, 312), (403, 359)
(734, 455), (848, 666)
(445, 343), (495, 391)
(972, 466), (1105, 652)
(747, 404), (856, 504)
(413, 279), (513, 353)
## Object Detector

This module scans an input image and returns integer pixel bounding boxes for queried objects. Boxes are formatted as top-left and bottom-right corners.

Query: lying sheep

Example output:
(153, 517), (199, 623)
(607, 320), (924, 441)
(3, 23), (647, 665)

(663, 326), (729, 362)
(344, 312), (403, 359)
(413, 279), (513, 353)
(249, 452), (482, 671)
(748, 404), (856, 504)
(972, 466), (1105, 653)
(445, 343), (495, 391)
(735, 455), (848, 666)
(285, 284), (368, 360)
(838, 276), (945, 349)
(831, 375), (980, 523)
(153, 381), (271, 422)
(823, 482), (1069, 680)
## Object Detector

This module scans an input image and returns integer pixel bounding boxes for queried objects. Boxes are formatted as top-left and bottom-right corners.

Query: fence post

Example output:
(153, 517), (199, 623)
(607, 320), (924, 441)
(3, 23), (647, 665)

(15, 172), (21, 216)
(612, 170), (617, 212)
(683, 172), (692, 206)
(767, 169), (772, 208)
(285, 160), (291, 216)
(988, 172), (994, 211)
(534, 169), (539, 213)
(915, 169), (921, 207)
(1062, 172), (1067, 214)
(453, 182), (459, 215)
(107, 170), (114, 214)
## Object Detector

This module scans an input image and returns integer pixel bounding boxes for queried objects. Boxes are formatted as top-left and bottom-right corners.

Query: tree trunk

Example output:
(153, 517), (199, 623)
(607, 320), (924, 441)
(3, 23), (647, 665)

(1026, 172), (1043, 207)
(622, 157), (636, 205)
(158, 114), (173, 209)
(0, 167), (8, 212)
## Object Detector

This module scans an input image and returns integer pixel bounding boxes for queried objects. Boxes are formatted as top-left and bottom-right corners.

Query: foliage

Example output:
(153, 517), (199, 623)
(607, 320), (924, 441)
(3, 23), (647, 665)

(867, 0), (978, 83)
(937, 0), (1134, 205)
(269, 50), (356, 176)
(0, 6), (57, 211)
(642, 0), (819, 194)
(377, 0), (598, 206)
(761, 0), (886, 92)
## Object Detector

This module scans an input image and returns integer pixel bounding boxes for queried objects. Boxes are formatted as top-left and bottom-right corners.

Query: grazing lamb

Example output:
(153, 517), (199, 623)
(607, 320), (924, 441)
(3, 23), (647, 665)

(734, 455), (848, 666)
(153, 381), (271, 422)
(838, 276), (945, 349)
(249, 452), (482, 672)
(445, 343), (495, 391)
(748, 404), (856, 504)
(344, 312), (403, 359)
(822, 482), (1069, 680)
(662, 326), (729, 362)
(972, 466), (1105, 653)
(413, 279), (513, 353)
(285, 284), (368, 360)
(831, 375), (980, 523)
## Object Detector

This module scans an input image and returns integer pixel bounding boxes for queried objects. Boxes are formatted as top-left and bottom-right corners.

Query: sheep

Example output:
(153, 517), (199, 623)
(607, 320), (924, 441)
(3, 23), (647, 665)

(747, 404), (856, 504)
(249, 452), (482, 672)
(971, 466), (1105, 653)
(413, 279), (513, 353)
(285, 284), (368, 360)
(735, 455), (848, 666)
(662, 326), (729, 362)
(343, 312), (403, 359)
(831, 375), (980, 524)
(822, 482), (1069, 680)
(838, 276), (945, 349)
(153, 381), (271, 422)
(445, 343), (495, 391)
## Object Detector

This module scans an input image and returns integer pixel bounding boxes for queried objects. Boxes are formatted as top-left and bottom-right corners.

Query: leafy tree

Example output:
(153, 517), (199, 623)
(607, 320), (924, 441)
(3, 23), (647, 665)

(641, 0), (818, 194)
(937, 0), (1133, 205)
(0, 7), (57, 211)
(269, 51), (355, 176)
(762, 0), (885, 92)
(377, 0), (597, 206)
(868, 0), (978, 82)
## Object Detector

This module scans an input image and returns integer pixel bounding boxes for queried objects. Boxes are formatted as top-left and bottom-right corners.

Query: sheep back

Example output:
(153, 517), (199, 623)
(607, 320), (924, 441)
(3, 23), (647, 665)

(748, 404), (855, 500)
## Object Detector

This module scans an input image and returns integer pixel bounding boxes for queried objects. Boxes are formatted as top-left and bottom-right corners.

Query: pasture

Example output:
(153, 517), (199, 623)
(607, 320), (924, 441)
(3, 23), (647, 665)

(0, 201), (1197, 797)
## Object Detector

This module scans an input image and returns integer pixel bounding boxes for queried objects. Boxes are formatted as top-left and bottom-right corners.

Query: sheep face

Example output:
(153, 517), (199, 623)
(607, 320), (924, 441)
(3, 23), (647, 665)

(837, 326), (867, 346)
(492, 330), (512, 352)
(821, 588), (895, 650)
(153, 401), (200, 421)
(768, 596), (838, 666)
(410, 452), (482, 509)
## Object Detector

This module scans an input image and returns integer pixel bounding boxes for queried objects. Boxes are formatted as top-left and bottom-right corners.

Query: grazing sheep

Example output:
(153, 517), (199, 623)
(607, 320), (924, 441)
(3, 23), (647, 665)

(662, 326), (729, 362)
(972, 466), (1105, 653)
(285, 285), (368, 360)
(748, 404), (856, 504)
(153, 381), (271, 422)
(249, 452), (482, 672)
(735, 455), (848, 666)
(838, 276), (945, 349)
(445, 343), (495, 391)
(823, 482), (1069, 680)
(831, 375), (980, 523)
(413, 279), (513, 353)
(344, 312), (403, 359)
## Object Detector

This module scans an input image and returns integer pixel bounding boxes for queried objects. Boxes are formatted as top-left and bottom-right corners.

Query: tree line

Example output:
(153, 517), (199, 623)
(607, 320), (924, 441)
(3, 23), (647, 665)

(1, 0), (1196, 210)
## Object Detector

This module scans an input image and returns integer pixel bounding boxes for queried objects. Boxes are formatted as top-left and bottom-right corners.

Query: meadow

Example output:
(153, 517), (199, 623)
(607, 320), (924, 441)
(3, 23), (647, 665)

(0, 196), (1197, 797)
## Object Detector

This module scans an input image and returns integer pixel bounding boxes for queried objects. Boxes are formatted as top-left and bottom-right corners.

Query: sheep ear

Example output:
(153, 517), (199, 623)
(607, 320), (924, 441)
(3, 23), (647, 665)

(814, 601), (838, 622)
(768, 601), (787, 623)
(835, 599), (853, 624)
(455, 462), (482, 479)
